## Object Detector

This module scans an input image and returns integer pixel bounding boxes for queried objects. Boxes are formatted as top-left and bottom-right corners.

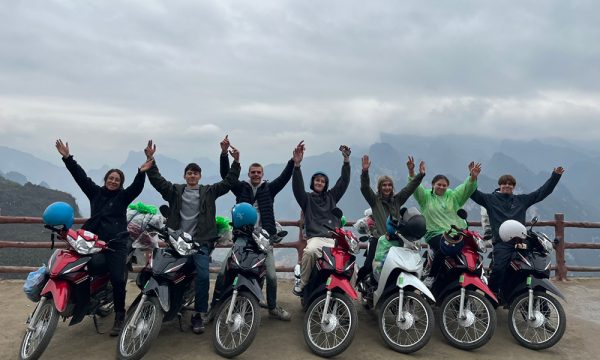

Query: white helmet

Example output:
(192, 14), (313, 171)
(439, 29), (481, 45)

(364, 208), (372, 217)
(499, 220), (527, 242)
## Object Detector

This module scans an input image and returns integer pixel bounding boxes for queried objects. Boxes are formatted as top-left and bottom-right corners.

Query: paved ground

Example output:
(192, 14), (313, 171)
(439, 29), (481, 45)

(1, 278), (599, 360)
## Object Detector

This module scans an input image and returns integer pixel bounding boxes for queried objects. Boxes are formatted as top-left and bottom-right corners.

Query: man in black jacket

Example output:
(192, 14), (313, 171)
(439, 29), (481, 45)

(213, 135), (299, 321)
(470, 167), (564, 296)
(144, 140), (241, 334)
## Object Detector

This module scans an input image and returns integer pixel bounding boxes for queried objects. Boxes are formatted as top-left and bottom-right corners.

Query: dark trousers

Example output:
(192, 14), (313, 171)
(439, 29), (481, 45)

(428, 235), (443, 278)
(489, 241), (515, 294)
(193, 247), (211, 313)
(357, 236), (378, 283)
(89, 236), (128, 313)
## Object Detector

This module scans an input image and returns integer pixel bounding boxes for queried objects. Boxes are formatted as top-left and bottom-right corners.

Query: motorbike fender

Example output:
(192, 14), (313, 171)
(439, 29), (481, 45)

(461, 273), (498, 304)
(326, 274), (358, 300)
(396, 272), (435, 303)
(507, 277), (566, 302)
(142, 277), (170, 312)
(436, 279), (461, 303)
(222, 276), (264, 303)
(40, 279), (70, 313)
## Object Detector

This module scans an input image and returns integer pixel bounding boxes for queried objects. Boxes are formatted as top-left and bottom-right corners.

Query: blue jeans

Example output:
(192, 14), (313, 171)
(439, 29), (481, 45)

(192, 247), (211, 313)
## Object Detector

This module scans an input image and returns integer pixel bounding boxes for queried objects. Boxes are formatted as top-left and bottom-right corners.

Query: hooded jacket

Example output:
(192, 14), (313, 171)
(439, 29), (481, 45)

(470, 172), (562, 244)
(146, 158), (240, 249)
(220, 154), (294, 235)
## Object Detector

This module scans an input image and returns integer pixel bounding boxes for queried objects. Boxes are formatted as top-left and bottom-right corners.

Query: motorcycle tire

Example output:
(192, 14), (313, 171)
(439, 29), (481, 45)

(303, 292), (357, 358)
(378, 290), (434, 353)
(508, 291), (566, 350)
(439, 289), (496, 350)
(117, 296), (164, 360)
(19, 297), (59, 360)
(213, 291), (261, 358)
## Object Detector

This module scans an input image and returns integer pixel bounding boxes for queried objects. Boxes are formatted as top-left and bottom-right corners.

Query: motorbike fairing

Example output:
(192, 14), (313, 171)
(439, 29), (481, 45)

(505, 277), (566, 303)
(326, 274), (358, 300)
(143, 277), (171, 312)
(151, 249), (190, 277)
(221, 275), (265, 303)
(41, 279), (70, 313)
(461, 273), (498, 304)
(375, 271), (435, 307)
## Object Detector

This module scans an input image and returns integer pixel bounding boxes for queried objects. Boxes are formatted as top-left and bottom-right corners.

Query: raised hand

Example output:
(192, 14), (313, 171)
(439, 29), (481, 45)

(554, 166), (565, 175)
(339, 145), (351, 162)
(293, 140), (305, 166)
(144, 140), (156, 160)
(229, 145), (240, 162)
(419, 160), (426, 175)
(362, 155), (371, 171)
(220, 135), (230, 154)
(406, 156), (416, 176)
(470, 162), (482, 178)
(55, 139), (70, 158)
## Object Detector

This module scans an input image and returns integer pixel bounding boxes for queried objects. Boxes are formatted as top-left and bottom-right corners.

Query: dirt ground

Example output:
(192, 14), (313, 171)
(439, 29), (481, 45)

(1, 278), (599, 360)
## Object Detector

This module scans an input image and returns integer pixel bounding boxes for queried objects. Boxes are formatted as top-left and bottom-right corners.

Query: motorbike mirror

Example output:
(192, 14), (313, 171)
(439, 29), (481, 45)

(457, 209), (468, 220)
(159, 205), (170, 219)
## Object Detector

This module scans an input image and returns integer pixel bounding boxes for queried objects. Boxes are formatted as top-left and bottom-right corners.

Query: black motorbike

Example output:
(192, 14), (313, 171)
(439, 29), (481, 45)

(496, 217), (566, 350)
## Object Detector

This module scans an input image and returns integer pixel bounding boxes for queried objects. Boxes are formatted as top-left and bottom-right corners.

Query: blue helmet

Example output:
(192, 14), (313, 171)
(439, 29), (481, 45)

(386, 216), (398, 236)
(231, 202), (258, 228)
(42, 202), (74, 229)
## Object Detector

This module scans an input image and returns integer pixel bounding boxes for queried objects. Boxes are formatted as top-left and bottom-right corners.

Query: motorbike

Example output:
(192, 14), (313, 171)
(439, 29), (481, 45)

(498, 217), (566, 350)
(20, 225), (114, 360)
(301, 226), (359, 358)
(430, 209), (498, 350)
(117, 221), (197, 360)
(212, 228), (278, 358)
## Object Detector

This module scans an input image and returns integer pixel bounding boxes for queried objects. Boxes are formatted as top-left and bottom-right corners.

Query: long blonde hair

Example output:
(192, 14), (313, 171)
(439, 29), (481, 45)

(377, 175), (394, 196)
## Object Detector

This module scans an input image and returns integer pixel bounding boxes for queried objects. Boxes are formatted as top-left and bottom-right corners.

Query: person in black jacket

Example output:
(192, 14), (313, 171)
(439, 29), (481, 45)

(212, 135), (299, 321)
(144, 139), (241, 334)
(292, 142), (351, 295)
(55, 139), (151, 336)
(470, 167), (564, 296)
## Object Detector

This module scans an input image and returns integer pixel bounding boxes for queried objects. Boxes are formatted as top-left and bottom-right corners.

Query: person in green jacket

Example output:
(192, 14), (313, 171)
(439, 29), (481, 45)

(409, 159), (481, 285)
(356, 154), (425, 283)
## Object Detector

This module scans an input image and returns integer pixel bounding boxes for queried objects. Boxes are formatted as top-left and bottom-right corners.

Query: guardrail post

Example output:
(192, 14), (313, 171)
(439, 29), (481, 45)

(554, 213), (567, 281)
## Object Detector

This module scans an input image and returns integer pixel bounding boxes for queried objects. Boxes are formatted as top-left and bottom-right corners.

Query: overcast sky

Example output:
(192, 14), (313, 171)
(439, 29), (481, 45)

(1, 0), (599, 168)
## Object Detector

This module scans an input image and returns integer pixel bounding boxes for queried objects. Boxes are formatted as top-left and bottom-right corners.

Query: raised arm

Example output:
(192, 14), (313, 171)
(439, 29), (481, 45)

(407, 156), (428, 207)
(291, 141), (307, 210)
(522, 167), (563, 206)
(121, 157), (153, 203)
(394, 160), (425, 204)
(57, 139), (100, 199)
(330, 145), (351, 202)
(213, 145), (241, 197)
(269, 158), (295, 196)
(219, 135), (231, 179)
(360, 155), (377, 207)
(144, 141), (176, 200)
(452, 162), (480, 207)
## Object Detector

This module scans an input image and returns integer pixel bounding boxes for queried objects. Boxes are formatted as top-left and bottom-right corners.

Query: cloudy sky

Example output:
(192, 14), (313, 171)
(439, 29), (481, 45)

(1, 0), (599, 168)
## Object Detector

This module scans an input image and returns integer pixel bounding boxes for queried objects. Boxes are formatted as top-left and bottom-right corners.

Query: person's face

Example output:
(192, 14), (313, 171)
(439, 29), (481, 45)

(248, 166), (264, 186)
(499, 182), (515, 195)
(380, 181), (393, 197)
(312, 176), (327, 193)
(433, 179), (449, 196)
(184, 170), (201, 187)
(104, 171), (122, 191)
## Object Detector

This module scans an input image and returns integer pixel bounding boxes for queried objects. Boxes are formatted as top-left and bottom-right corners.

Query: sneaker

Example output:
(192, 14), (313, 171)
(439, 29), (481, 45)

(259, 301), (268, 309)
(109, 311), (125, 337)
(269, 306), (291, 321)
(292, 284), (303, 297)
(203, 305), (217, 323)
(191, 313), (205, 334)
(423, 276), (434, 289)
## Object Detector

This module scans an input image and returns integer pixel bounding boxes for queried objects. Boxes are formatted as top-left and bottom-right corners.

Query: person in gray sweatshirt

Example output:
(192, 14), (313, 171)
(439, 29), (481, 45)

(291, 142), (351, 295)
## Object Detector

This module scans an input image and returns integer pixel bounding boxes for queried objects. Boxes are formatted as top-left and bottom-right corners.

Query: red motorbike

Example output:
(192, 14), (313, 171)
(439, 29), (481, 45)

(301, 227), (359, 358)
(429, 209), (498, 350)
(19, 225), (114, 360)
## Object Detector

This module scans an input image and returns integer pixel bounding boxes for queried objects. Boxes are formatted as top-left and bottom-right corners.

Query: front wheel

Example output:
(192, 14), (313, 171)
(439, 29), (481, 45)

(19, 298), (59, 360)
(440, 289), (496, 350)
(378, 290), (434, 353)
(213, 291), (261, 358)
(303, 292), (357, 357)
(508, 291), (566, 350)
(117, 296), (164, 360)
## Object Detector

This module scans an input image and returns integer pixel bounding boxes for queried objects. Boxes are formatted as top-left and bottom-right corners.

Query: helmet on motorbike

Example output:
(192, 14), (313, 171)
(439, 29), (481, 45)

(386, 216), (398, 236)
(440, 230), (464, 256)
(310, 171), (329, 192)
(231, 202), (258, 229)
(42, 202), (74, 229)
(499, 219), (527, 242)
(397, 207), (426, 241)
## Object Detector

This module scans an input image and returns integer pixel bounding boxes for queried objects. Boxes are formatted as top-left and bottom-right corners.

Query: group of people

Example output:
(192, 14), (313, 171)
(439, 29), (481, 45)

(55, 136), (564, 337)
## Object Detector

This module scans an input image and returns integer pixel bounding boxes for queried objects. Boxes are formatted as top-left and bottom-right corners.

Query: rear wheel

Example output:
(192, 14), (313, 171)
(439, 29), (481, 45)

(213, 291), (261, 358)
(117, 296), (164, 360)
(378, 290), (434, 353)
(440, 289), (496, 350)
(508, 291), (566, 350)
(303, 292), (357, 357)
(19, 298), (59, 360)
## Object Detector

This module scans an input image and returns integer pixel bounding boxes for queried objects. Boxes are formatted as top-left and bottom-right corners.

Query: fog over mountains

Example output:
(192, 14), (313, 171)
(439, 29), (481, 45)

(2, 135), (600, 270)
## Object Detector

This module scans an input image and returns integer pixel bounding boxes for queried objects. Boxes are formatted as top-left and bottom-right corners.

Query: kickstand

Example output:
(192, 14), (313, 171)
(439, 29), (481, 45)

(178, 312), (185, 332)
(93, 314), (105, 334)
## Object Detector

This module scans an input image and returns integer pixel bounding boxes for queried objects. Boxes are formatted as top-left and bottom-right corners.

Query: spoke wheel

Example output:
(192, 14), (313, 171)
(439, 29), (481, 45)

(378, 291), (434, 353)
(303, 292), (357, 358)
(508, 291), (566, 350)
(117, 296), (164, 360)
(440, 290), (496, 350)
(213, 291), (261, 358)
(19, 298), (59, 360)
